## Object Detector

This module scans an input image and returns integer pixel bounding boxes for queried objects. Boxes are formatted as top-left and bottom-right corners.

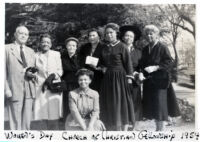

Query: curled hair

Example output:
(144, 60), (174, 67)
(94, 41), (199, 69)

(143, 25), (160, 35)
(76, 68), (94, 80)
(105, 23), (119, 32)
(88, 28), (101, 39)
(39, 33), (52, 42)
(105, 23), (120, 40)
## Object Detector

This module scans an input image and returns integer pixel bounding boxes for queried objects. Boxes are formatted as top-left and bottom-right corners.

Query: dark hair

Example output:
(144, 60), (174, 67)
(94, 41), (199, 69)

(39, 33), (52, 42)
(88, 28), (101, 39)
(105, 23), (120, 39)
(105, 23), (119, 32)
(76, 68), (94, 80)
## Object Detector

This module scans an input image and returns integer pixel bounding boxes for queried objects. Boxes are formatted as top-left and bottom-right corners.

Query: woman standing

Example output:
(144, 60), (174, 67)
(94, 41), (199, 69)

(100, 23), (135, 131)
(79, 28), (105, 92)
(139, 25), (179, 131)
(61, 37), (80, 123)
(120, 25), (143, 127)
(33, 34), (63, 130)
(65, 69), (105, 131)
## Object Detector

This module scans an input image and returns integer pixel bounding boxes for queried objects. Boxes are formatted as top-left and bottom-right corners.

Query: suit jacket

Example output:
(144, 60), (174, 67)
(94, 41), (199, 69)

(5, 43), (36, 101)
(79, 42), (105, 68)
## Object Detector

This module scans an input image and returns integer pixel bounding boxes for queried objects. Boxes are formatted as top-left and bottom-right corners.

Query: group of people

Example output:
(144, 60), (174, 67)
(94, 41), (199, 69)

(5, 22), (180, 131)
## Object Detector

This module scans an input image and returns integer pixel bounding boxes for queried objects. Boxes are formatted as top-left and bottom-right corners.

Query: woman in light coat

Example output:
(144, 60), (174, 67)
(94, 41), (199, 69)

(32, 34), (63, 130)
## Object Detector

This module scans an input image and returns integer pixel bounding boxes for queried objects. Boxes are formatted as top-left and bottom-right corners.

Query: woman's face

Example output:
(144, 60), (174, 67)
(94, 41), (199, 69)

(105, 28), (117, 43)
(88, 31), (99, 44)
(145, 30), (158, 43)
(123, 31), (135, 45)
(78, 75), (91, 89)
(40, 37), (52, 52)
(66, 40), (77, 55)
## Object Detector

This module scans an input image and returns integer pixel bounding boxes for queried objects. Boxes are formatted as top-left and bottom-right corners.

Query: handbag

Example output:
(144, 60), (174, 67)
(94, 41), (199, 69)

(42, 73), (67, 93)
(48, 81), (67, 93)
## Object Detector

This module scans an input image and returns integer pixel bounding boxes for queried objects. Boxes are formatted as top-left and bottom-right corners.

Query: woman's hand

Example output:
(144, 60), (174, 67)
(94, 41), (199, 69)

(127, 78), (132, 84)
(144, 65), (159, 73)
(54, 73), (60, 80)
(101, 67), (107, 74)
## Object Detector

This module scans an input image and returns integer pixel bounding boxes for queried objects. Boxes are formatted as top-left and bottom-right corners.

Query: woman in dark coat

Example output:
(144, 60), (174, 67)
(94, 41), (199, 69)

(79, 28), (105, 92)
(61, 37), (80, 122)
(139, 25), (180, 131)
(100, 23), (135, 131)
(120, 25), (143, 126)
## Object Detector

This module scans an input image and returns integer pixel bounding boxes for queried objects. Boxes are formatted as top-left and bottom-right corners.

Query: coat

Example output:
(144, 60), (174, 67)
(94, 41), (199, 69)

(33, 50), (63, 120)
(79, 42), (105, 91)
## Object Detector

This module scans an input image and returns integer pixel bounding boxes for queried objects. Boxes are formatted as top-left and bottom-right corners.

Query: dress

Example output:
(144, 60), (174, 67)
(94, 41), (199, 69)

(79, 42), (105, 92)
(129, 46), (142, 121)
(140, 41), (179, 121)
(33, 50), (63, 120)
(65, 88), (105, 131)
(61, 50), (80, 120)
(100, 41), (135, 129)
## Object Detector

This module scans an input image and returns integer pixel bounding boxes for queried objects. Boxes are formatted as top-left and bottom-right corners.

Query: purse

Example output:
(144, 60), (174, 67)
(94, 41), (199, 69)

(48, 81), (67, 93)
(42, 73), (67, 93)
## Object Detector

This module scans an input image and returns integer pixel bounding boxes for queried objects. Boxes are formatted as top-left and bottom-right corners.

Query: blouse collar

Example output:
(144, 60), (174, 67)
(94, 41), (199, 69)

(78, 88), (93, 98)
(108, 40), (120, 47)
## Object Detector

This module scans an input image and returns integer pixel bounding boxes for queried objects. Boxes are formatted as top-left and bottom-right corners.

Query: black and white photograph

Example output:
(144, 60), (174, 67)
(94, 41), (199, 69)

(1, 0), (199, 141)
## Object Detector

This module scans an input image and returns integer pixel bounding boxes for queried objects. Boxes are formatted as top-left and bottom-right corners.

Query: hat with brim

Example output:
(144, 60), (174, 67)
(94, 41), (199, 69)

(119, 25), (141, 41)
(65, 37), (79, 45)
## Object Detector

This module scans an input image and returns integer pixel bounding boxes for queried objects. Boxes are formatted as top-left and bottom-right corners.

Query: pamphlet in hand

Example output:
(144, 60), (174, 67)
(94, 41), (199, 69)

(85, 56), (99, 67)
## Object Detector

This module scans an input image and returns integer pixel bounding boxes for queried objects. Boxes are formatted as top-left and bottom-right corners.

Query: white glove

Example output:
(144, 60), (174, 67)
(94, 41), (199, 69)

(144, 65), (159, 73)
(133, 71), (139, 77)
(139, 72), (145, 81)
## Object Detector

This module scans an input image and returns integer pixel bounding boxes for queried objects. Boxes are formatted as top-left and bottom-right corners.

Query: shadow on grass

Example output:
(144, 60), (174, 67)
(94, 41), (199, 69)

(178, 83), (195, 89)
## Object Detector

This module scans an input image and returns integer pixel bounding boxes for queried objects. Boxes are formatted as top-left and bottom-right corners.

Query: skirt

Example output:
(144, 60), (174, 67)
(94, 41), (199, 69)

(65, 114), (106, 131)
(100, 69), (135, 129)
(129, 83), (142, 121)
(142, 80), (168, 121)
(62, 82), (79, 120)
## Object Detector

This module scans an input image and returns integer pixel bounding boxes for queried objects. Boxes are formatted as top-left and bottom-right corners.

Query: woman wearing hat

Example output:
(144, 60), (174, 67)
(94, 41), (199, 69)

(61, 37), (80, 124)
(100, 23), (135, 131)
(79, 28), (105, 92)
(120, 25), (143, 129)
